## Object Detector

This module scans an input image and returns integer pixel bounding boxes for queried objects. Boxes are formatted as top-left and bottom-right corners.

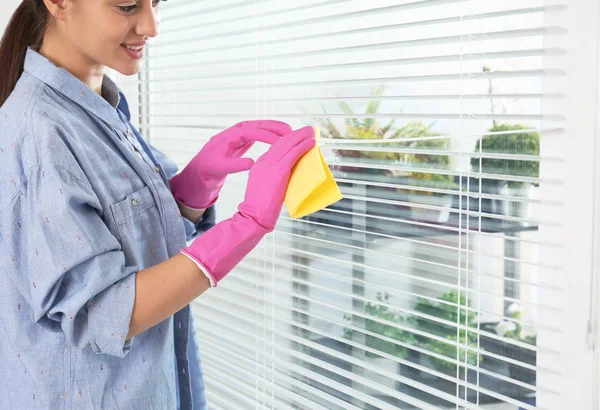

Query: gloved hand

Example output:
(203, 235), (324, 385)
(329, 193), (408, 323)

(180, 126), (317, 286)
(169, 120), (292, 210)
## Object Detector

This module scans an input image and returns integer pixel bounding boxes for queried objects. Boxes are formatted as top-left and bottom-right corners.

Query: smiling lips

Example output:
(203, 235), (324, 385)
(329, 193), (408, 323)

(121, 42), (145, 59)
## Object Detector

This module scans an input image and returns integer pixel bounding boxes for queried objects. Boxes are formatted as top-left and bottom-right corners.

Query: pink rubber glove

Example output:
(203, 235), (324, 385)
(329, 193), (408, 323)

(180, 126), (317, 286)
(169, 120), (292, 209)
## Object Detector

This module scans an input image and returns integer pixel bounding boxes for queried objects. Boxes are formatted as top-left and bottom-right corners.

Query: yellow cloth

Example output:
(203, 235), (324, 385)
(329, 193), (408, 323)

(284, 126), (343, 219)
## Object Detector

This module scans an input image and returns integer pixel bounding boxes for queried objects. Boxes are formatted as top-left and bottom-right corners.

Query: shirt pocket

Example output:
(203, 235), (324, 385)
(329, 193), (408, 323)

(109, 185), (169, 268)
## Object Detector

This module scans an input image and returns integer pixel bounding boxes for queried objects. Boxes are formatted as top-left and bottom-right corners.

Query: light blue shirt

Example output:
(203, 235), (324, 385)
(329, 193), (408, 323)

(0, 48), (214, 409)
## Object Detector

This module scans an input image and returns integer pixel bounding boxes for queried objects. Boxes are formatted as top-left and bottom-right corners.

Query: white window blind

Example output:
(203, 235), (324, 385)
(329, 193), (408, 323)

(114, 0), (599, 408)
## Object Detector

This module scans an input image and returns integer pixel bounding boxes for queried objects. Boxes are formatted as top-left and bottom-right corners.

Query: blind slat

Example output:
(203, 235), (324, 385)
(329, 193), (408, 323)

(142, 68), (566, 93)
(145, 92), (564, 105)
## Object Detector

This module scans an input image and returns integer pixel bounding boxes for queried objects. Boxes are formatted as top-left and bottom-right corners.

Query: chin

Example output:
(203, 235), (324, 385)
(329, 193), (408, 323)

(114, 63), (142, 77)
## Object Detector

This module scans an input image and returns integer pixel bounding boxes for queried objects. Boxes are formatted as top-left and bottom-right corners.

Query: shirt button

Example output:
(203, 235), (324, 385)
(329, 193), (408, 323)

(127, 129), (132, 135)
(154, 166), (160, 173)
(131, 198), (138, 207)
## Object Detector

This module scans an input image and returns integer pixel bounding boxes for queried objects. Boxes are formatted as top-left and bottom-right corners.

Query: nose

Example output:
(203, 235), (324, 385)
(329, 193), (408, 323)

(135, 3), (160, 38)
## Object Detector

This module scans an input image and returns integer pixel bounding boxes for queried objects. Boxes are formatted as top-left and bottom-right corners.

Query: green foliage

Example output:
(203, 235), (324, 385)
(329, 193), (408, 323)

(471, 124), (540, 189)
(314, 86), (399, 163)
(501, 305), (537, 345)
(427, 334), (481, 370)
(412, 290), (478, 339)
(344, 290), (483, 370)
(391, 121), (455, 196)
(311, 88), (455, 194)
(413, 290), (482, 369)
(343, 293), (416, 359)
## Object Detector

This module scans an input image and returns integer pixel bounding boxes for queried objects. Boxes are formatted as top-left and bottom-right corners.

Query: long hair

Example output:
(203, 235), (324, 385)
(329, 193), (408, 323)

(0, 0), (49, 106)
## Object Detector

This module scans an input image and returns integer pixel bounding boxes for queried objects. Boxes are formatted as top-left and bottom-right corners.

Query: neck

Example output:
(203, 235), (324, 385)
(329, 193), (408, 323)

(39, 33), (104, 97)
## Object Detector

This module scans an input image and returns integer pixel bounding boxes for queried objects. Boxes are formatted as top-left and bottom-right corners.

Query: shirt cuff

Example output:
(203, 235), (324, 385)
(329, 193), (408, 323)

(193, 204), (216, 233)
(87, 272), (137, 357)
(182, 205), (216, 242)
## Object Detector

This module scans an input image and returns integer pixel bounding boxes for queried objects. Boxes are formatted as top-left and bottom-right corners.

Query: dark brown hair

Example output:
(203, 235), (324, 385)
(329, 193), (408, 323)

(0, 0), (49, 106)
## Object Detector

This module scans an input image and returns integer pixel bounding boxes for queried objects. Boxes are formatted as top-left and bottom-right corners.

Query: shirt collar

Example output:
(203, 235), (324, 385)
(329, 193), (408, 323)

(23, 47), (127, 133)
(101, 74), (120, 109)
(100, 74), (132, 123)
(116, 90), (132, 122)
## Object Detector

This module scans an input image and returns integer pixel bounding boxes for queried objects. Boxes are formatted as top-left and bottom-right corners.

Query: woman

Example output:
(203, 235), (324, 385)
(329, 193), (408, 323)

(0, 1), (315, 409)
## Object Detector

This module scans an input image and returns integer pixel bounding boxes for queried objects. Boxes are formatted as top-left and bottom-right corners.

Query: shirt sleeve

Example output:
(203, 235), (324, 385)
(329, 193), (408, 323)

(0, 163), (137, 358)
(147, 142), (216, 241)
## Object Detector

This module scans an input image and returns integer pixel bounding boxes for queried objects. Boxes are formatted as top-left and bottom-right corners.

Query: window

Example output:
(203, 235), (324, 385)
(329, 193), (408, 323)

(116, 0), (598, 408)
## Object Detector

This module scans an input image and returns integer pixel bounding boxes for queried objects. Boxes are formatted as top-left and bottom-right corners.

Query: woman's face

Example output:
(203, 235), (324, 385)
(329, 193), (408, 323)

(56, 0), (162, 76)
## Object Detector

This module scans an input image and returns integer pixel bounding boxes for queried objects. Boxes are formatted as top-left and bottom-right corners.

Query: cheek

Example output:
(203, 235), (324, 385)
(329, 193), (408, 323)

(78, 11), (131, 44)
(100, 18), (133, 45)
(68, 20), (111, 52)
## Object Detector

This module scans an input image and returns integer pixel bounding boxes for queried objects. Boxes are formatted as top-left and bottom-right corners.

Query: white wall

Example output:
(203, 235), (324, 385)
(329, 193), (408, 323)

(1, 0), (21, 33)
